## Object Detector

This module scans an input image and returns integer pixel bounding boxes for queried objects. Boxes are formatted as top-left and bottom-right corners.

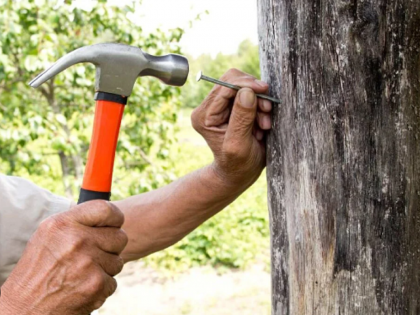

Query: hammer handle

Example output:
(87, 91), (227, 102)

(77, 93), (127, 204)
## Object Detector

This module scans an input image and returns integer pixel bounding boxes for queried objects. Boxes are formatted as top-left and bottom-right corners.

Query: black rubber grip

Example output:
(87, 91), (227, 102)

(77, 188), (111, 204)
(94, 92), (128, 105)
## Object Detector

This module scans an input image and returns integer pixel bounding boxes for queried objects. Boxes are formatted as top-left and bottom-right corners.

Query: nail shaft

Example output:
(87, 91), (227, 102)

(196, 71), (281, 104)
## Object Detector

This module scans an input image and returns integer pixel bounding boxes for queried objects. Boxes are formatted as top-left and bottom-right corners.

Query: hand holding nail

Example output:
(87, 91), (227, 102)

(196, 71), (281, 104)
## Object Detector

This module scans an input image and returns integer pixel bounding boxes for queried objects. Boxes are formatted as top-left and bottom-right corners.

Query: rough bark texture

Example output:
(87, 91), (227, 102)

(257, 0), (420, 314)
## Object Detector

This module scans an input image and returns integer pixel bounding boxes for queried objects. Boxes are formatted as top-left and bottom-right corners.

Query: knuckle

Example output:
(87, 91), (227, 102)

(221, 68), (240, 80)
(76, 255), (94, 272)
(108, 202), (125, 225)
(86, 271), (106, 296)
(92, 299), (106, 311)
(112, 229), (128, 253)
(96, 201), (124, 226)
(223, 142), (248, 162)
(112, 256), (124, 275)
(39, 215), (64, 234)
(234, 112), (254, 129)
(223, 143), (238, 159)
(98, 201), (114, 219)
(118, 230), (129, 248)
(191, 108), (201, 132)
(62, 235), (85, 258)
(107, 277), (118, 296)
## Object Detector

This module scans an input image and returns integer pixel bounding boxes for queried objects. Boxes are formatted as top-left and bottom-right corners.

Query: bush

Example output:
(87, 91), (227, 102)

(144, 109), (270, 271)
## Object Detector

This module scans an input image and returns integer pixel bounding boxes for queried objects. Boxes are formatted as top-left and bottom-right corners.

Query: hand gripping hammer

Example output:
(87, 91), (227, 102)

(30, 43), (189, 204)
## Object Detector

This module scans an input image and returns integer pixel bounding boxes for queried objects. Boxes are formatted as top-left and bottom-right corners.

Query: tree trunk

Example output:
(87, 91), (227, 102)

(43, 81), (82, 200)
(59, 151), (74, 199)
(257, 0), (420, 314)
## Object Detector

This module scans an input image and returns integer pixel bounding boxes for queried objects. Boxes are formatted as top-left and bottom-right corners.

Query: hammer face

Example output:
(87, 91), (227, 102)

(29, 43), (189, 97)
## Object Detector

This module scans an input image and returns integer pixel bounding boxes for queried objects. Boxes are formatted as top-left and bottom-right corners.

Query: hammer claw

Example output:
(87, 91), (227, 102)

(29, 45), (95, 88)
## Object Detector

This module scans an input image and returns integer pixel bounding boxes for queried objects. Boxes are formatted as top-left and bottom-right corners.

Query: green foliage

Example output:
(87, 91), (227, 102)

(146, 179), (269, 271)
(180, 39), (260, 108)
(144, 109), (269, 272)
(0, 0), (184, 198)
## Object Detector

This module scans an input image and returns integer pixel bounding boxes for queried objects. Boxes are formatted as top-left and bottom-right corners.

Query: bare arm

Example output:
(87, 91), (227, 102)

(117, 69), (272, 262)
(117, 165), (250, 262)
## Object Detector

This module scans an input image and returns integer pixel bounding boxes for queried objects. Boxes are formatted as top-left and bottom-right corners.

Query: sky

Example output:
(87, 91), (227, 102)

(105, 0), (259, 58)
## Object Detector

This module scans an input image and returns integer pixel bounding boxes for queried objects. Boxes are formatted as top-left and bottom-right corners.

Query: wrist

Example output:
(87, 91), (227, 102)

(209, 161), (263, 194)
(205, 162), (260, 196)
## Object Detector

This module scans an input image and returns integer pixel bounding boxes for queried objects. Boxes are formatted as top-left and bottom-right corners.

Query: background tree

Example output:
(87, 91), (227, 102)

(0, 0), (184, 199)
(258, 0), (420, 313)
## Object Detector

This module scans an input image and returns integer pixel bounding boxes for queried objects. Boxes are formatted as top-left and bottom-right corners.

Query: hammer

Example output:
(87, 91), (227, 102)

(30, 43), (189, 204)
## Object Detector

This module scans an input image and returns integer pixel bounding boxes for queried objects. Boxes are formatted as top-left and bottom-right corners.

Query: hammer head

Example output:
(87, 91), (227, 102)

(29, 43), (189, 96)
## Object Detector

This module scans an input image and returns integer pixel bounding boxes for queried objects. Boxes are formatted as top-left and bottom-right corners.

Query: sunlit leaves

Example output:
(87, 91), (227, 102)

(0, 0), (185, 198)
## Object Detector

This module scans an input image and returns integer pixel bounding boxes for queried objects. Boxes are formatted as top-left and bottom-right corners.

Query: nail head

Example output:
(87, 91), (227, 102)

(196, 71), (202, 82)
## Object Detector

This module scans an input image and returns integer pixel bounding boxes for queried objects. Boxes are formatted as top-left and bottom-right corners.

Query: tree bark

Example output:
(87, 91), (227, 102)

(58, 151), (74, 199)
(257, 0), (420, 314)
(42, 81), (82, 199)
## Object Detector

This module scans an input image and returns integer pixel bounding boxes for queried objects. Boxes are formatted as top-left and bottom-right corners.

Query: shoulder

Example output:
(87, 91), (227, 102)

(0, 174), (73, 214)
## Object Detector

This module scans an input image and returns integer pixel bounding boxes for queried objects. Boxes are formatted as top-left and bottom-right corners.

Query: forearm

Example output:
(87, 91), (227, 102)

(116, 164), (257, 262)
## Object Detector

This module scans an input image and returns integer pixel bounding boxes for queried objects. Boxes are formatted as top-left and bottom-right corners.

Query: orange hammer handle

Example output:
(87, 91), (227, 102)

(78, 93), (126, 204)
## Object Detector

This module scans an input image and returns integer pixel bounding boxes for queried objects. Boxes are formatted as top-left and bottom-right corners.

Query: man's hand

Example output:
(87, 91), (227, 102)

(192, 68), (272, 191)
(0, 201), (128, 315)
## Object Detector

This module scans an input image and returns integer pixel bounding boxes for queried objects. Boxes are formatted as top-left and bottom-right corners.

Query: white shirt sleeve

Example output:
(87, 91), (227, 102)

(0, 174), (72, 286)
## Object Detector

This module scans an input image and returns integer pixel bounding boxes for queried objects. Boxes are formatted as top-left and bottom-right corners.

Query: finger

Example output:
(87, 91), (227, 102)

(203, 98), (232, 128)
(102, 273), (118, 298)
(225, 88), (257, 147)
(256, 129), (264, 141)
(92, 227), (128, 254)
(257, 112), (272, 130)
(220, 68), (269, 95)
(67, 200), (125, 228)
(94, 251), (124, 277)
(258, 99), (272, 113)
(202, 69), (267, 114)
(83, 269), (117, 311)
(193, 69), (268, 132)
(209, 76), (268, 104)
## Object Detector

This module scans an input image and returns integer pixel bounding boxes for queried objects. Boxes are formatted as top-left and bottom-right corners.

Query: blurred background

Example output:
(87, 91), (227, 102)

(0, 0), (270, 313)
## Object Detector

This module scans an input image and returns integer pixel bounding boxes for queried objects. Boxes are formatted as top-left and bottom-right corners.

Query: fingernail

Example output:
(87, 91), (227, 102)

(255, 80), (268, 88)
(256, 130), (264, 141)
(263, 100), (272, 112)
(239, 89), (256, 108)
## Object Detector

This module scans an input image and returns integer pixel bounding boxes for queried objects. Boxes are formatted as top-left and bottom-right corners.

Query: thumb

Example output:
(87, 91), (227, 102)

(67, 200), (124, 228)
(225, 88), (257, 145)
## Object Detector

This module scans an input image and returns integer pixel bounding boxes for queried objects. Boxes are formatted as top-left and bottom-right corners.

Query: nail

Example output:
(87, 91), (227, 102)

(256, 130), (264, 141)
(239, 89), (256, 108)
(197, 71), (281, 104)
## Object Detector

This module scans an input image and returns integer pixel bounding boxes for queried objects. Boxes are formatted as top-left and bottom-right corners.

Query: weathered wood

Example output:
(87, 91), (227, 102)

(257, 0), (420, 314)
